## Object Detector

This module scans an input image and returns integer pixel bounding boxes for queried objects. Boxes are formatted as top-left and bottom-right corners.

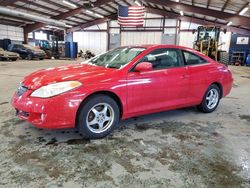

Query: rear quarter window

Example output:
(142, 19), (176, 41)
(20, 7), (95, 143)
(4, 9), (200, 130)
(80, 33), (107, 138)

(183, 50), (208, 65)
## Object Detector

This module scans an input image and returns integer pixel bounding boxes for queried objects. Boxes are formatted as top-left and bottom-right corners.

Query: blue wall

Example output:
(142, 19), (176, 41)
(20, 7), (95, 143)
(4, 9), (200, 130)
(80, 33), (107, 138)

(230, 34), (250, 51)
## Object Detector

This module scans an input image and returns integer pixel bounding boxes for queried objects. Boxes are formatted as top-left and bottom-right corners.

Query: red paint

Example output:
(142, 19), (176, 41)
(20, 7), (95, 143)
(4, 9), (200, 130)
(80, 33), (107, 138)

(134, 62), (153, 72)
(11, 45), (233, 129)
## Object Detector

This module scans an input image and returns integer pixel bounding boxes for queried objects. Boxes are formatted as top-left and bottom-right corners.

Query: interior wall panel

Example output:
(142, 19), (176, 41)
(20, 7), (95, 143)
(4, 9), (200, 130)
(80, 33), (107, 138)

(0, 24), (24, 41)
(121, 32), (162, 46)
(179, 32), (196, 48)
(73, 32), (107, 55)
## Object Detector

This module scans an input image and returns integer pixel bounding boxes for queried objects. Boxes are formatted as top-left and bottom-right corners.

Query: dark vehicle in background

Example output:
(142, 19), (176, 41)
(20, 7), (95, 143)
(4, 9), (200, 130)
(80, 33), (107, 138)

(0, 48), (19, 61)
(8, 44), (46, 60)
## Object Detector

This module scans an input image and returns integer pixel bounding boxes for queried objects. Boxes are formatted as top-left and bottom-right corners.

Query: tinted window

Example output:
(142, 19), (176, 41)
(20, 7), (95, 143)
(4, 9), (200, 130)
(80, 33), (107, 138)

(7, 44), (13, 51)
(12, 44), (23, 49)
(183, 51), (207, 65)
(138, 48), (183, 70)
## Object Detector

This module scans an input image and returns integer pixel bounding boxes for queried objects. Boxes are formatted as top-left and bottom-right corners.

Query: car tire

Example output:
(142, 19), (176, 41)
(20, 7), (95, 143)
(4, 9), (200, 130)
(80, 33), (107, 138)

(76, 94), (120, 139)
(39, 58), (44, 60)
(27, 54), (32, 60)
(197, 84), (221, 113)
(12, 58), (17, 61)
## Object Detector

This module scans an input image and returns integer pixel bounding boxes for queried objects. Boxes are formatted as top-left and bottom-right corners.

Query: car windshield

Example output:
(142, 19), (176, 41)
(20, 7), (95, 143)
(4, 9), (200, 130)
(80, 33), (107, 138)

(84, 47), (146, 69)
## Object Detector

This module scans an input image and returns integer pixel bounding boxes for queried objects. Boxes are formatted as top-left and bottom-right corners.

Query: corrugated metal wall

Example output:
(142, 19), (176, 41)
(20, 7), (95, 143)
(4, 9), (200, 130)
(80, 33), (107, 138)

(73, 32), (107, 55)
(121, 32), (162, 46)
(73, 23), (107, 55)
(72, 18), (232, 53)
(0, 24), (24, 41)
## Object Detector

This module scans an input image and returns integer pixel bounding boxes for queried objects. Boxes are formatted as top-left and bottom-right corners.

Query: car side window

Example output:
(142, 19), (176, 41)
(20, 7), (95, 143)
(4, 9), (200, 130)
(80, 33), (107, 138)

(13, 44), (21, 49)
(138, 48), (183, 70)
(183, 51), (208, 65)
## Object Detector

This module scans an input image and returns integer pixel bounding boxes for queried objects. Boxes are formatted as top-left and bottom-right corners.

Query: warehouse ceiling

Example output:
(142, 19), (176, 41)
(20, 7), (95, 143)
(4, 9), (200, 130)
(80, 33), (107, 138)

(0, 0), (250, 35)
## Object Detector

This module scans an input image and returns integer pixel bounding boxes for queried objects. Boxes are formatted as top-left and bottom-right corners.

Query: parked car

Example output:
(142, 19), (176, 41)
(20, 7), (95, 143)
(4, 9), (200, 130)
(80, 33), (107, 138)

(12, 45), (233, 139)
(8, 44), (46, 60)
(0, 48), (19, 61)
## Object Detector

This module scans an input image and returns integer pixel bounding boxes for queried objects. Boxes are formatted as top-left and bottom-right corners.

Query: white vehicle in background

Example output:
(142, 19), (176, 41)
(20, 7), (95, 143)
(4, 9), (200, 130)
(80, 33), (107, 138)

(0, 48), (20, 61)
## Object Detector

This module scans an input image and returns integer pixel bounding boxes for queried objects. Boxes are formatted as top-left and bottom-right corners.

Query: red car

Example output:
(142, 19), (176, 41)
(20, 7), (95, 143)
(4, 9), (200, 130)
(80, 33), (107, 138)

(12, 45), (233, 139)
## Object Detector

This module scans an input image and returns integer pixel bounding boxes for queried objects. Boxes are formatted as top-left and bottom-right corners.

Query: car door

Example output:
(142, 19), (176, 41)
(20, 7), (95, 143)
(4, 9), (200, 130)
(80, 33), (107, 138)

(19, 45), (28, 58)
(127, 48), (189, 115)
(12, 45), (24, 57)
(182, 50), (213, 105)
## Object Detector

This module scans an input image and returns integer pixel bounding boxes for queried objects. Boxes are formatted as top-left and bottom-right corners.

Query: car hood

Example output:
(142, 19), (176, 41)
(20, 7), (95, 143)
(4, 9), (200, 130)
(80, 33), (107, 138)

(22, 64), (116, 90)
(0, 50), (19, 56)
(33, 49), (45, 53)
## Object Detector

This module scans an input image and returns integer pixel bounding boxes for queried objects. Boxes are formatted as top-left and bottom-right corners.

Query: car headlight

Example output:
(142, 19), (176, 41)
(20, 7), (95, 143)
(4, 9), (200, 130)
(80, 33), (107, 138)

(30, 81), (82, 98)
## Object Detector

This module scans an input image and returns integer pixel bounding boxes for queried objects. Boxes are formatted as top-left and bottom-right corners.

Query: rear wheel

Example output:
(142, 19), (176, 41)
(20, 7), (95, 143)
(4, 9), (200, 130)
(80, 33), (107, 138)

(198, 84), (221, 113)
(77, 94), (120, 139)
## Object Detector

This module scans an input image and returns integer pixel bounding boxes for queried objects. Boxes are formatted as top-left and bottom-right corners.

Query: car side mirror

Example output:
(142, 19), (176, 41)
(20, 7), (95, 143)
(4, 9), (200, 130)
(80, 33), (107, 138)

(134, 62), (153, 72)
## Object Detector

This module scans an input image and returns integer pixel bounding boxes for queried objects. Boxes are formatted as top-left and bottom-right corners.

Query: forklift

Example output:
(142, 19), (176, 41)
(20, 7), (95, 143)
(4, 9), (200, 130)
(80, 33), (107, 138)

(38, 35), (60, 59)
(194, 26), (226, 62)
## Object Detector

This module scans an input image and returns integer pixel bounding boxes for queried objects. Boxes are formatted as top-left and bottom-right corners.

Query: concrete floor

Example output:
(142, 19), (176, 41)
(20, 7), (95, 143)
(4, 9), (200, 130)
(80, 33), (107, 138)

(0, 59), (250, 188)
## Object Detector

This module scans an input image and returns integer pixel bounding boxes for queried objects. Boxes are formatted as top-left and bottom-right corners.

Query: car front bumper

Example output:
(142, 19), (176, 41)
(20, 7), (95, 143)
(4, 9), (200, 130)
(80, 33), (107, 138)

(32, 53), (45, 59)
(11, 88), (86, 129)
(0, 55), (19, 60)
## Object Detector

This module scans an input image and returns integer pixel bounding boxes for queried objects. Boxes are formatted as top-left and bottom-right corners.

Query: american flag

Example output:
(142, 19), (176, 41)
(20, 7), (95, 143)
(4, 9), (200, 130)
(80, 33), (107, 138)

(118, 5), (145, 26)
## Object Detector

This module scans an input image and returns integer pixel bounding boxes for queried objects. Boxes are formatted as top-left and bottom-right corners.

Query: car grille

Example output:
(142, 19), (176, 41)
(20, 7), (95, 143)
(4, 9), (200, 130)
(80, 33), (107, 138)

(16, 109), (29, 117)
(16, 84), (28, 96)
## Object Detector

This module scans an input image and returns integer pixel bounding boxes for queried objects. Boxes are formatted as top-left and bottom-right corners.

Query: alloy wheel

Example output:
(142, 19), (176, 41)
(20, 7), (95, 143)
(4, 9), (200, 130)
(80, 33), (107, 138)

(206, 88), (219, 109)
(86, 103), (115, 134)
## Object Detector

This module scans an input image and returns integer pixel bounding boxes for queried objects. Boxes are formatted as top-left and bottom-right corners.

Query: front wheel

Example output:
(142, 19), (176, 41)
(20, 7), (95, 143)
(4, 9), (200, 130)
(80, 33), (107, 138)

(197, 84), (221, 113)
(27, 54), (32, 60)
(76, 94), (120, 139)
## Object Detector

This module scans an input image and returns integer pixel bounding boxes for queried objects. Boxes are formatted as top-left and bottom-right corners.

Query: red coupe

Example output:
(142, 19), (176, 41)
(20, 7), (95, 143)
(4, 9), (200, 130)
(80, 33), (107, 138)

(12, 45), (233, 139)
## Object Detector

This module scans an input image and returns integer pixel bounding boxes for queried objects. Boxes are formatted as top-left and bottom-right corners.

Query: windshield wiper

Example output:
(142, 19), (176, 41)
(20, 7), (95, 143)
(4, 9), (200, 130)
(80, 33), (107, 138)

(106, 65), (119, 69)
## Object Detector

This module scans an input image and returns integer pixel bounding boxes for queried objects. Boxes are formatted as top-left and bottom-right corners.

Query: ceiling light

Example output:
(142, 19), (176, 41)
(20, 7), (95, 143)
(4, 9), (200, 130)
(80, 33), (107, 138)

(47, 25), (62, 30)
(135, 0), (141, 6)
(176, 0), (180, 2)
(227, 21), (232, 26)
(86, 10), (93, 14)
(239, 7), (249, 15)
(62, 0), (77, 8)
(94, 13), (104, 18)
(65, 24), (72, 28)
(180, 10), (184, 16)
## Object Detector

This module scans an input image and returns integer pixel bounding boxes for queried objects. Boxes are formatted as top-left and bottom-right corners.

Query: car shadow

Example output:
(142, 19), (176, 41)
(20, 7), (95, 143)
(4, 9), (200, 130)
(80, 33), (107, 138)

(6, 106), (202, 146)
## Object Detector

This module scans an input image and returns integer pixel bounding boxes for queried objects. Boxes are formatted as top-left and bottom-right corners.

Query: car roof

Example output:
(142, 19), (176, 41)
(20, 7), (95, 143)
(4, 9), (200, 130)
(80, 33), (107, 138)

(124, 44), (195, 51)
(122, 44), (214, 61)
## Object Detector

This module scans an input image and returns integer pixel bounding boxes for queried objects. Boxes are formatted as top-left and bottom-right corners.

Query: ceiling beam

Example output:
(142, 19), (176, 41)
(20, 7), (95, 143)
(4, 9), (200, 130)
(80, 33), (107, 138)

(221, 0), (230, 11)
(0, 0), (20, 6)
(0, 18), (25, 26)
(9, 3), (84, 25)
(69, 6), (250, 35)
(24, 0), (113, 33)
(147, 7), (250, 35)
(237, 2), (249, 14)
(144, 0), (250, 28)
(207, 0), (211, 8)
(68, 14), (117, 32)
